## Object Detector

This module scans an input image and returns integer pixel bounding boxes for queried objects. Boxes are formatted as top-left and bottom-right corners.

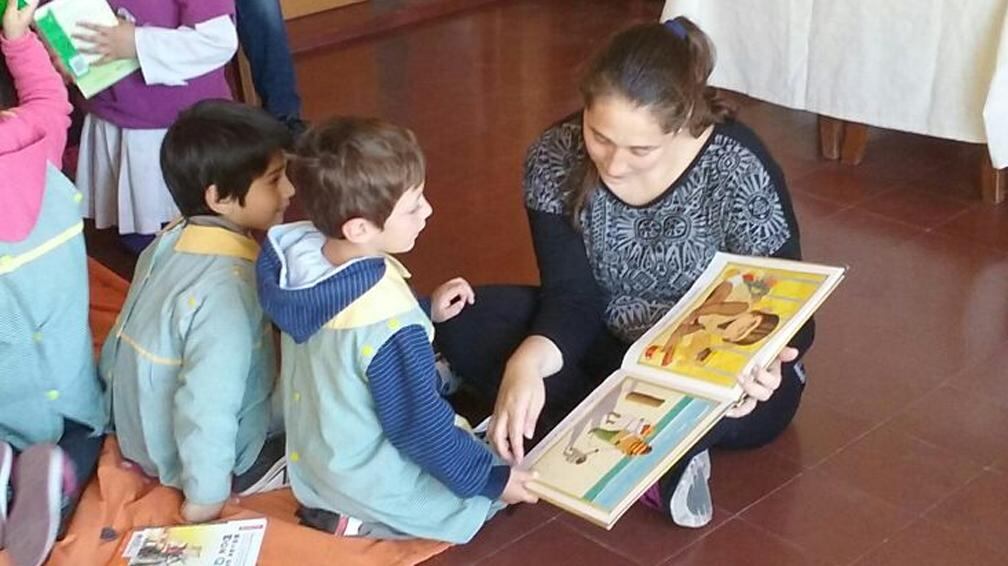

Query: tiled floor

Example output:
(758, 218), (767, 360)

(84, 1), (1008, 564)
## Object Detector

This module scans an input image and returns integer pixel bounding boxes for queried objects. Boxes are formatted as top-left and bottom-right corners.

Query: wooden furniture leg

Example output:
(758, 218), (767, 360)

(818, 115), (843, 160)
(234, 48), (260, 107)
(980, 150), (1007, 205)
(840, 122), (868, 165)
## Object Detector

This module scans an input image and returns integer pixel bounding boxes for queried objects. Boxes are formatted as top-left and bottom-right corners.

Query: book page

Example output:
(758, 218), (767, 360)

(635, 262), (831, 388)
(115, 518), (266, 566)
(527, 371), (721, 520)
(35, 0), (140, 98)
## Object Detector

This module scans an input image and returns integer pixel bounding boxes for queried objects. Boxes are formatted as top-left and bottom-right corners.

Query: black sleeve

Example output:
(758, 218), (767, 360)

(525, 208), (606, 366)
(764, 153), (814, 357)
(722, 122), (813, 357)
(521, 121), (606, 368)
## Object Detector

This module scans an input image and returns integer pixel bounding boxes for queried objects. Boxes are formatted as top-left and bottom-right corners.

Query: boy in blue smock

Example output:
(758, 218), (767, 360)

(99, 100), (294, 524)
(256, 118), (539, 543)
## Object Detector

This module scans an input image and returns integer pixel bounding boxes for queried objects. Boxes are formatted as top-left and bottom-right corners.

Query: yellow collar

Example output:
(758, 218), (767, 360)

(174, 224), (259, 261)
(383, 254), (412, 279)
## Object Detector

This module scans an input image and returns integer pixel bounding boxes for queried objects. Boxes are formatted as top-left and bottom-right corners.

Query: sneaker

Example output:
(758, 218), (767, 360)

(0, 442), (12, 547)
(668, 450), (712, 528)
(235, 436), (288, 497)
(434, 353), (462, 396)
(5, 444), (64, 566)
(296, 506), (363, 536)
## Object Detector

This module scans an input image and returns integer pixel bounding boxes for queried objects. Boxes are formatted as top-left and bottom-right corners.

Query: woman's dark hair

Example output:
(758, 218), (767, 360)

(160, 99), (293, 217)
(568, 18), (736, 222)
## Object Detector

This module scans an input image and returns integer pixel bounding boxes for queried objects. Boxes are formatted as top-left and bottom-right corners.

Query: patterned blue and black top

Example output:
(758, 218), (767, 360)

(522, 114), (810, 360)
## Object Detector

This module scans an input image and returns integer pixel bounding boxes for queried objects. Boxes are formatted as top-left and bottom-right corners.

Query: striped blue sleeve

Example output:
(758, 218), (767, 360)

(366, 325), (508, 499)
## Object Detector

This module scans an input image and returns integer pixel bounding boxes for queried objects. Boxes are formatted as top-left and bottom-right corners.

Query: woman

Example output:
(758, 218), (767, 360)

(437, 16), (812, 528)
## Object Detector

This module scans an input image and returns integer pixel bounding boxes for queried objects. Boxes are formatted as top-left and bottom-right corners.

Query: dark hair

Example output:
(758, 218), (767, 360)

(569, 18), (736, 221)
(288, 117), (425, 239)
(160, 99), (292, 217)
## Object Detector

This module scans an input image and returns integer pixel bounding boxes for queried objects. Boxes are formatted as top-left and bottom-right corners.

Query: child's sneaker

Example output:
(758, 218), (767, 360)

(235, 435), (288, 497)
(5, 444), (64, 566)
(0, 442), (12, 547)
(434, 352), (462, 396)
(296, 506), (364, 536)
(639, 449), (713, 528)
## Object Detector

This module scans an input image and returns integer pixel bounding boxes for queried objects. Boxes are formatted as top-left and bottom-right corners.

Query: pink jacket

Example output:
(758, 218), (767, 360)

(0, 31), (72, 243)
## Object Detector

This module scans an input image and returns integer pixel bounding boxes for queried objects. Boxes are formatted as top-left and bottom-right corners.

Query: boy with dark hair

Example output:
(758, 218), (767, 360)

(100, 99), (294, 524)
(256, 117), (538, 543)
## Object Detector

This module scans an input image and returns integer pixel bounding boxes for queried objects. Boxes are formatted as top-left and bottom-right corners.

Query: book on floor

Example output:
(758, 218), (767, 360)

(33, 0), (140, 99)
(109, 517), (267, 566)
(521, 252), (845, 529)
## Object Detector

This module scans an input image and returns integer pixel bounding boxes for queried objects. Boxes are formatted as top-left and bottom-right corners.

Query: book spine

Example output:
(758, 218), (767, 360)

(34, 10), (89, 78)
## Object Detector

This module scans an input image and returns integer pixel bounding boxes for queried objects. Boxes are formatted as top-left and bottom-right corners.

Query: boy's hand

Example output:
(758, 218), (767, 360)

(75, 19), (136, 64)
(181, 499), (226, 523)
(430, 277), (475, 323)
(500, 468), (539, 505)
(2, 0), (39, 41)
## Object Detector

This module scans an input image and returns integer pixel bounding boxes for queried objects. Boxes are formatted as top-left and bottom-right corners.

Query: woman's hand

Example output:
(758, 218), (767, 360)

(75, 19), (136, 64)
(430, 277), (475, 323)
(726, 346), (797, 418)
(2, 0), (39, 41)
(490, 360), (545, 465)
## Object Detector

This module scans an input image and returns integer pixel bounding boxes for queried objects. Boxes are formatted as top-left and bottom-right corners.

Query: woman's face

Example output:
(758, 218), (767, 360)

(582, 95), (676, 197)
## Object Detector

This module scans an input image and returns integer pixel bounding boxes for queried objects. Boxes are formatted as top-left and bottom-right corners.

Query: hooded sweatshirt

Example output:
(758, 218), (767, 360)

(0, 32), (105, 449)
(257, 222), (508, 543)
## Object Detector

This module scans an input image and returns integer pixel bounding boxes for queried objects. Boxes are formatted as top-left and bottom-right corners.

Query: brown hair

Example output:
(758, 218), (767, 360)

(288, 117), (425, 239)
(728, 311), (780, 346)
(569, 18), (736, 222)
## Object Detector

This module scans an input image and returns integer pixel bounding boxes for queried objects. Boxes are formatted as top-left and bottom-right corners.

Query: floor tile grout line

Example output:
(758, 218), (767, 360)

(654, 517), (750, 566)
(733, 513), (844, 566)
(469, 515), (559, 565)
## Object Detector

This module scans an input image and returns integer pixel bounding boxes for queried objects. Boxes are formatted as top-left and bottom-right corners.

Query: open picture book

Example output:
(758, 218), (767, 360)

(109, 518), (267, 566)
(520, 252), (846, 529)
(34, 0), (140, 99)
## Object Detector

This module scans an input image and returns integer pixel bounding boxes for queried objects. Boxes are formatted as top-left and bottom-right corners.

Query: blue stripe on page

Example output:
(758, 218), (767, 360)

(584, 396), (716, 510)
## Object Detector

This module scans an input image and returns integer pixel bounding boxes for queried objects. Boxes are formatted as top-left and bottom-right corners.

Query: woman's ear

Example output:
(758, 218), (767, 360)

(341, 217), (380, 244)
(204, 184), (233, 215)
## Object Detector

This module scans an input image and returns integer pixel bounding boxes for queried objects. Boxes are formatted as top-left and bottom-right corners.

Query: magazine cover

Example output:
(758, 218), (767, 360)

(111, 518), (267, 566)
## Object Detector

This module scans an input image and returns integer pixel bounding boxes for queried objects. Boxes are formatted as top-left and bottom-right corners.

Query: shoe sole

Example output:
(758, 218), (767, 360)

(669, 450), (713, 529)
(6, 444), (63, 566)
(236, 456), (288, 497)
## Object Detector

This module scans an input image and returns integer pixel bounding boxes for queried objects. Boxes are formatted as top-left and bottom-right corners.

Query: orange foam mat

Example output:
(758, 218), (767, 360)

(0, 259), (449, 566)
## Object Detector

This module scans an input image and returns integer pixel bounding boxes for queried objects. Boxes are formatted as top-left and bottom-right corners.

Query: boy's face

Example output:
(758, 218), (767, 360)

(229, 153), (295, 231)
(374, 183), (432, 253)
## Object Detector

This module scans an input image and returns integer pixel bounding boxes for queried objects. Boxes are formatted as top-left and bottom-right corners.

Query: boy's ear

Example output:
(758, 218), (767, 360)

(204, 184), (233, 215)
(341, 217), (380, 244)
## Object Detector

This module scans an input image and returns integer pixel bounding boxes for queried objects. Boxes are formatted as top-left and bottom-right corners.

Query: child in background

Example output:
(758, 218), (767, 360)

(0, 2), (106, 565)
(99, 100), (294, 524)
(256, 118), (538, 543)
(74, 0), (238, 253)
